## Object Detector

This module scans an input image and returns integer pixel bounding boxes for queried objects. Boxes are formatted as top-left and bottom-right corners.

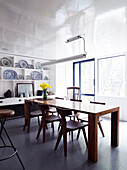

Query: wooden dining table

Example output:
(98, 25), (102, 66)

(24, 98), (119, 163)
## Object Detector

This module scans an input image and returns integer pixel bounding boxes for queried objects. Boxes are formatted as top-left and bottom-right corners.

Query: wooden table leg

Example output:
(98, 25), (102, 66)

(111, 108), (119, 147)
(24, 101), (31, 133)
(42, 111), (46, 143)
(88, 113), (98, 163)
(23, 102), (28, 131)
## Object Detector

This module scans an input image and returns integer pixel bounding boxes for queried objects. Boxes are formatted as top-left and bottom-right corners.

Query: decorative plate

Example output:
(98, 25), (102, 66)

(25, 75), (31, 80)
(44, 76), (49, 80)
(31, 71), (42, 80)
(30, 65), (34, 69)
(1, 57), (11, 67)
(36, 62), (42, 69)
(42, 66), (50, 70)
(3, 70), (17, 79)
(28, 64), (31, 69)
(17, 75), (24, 80)
(15, 63), (20, 68)
(19, 60), (28, 68)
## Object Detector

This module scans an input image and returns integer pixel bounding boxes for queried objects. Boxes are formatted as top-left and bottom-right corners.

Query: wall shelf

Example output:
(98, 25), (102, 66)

(0, 54), (52, 98)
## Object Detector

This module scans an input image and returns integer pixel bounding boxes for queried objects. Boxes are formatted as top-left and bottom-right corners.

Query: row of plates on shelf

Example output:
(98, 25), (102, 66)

(2, 70), (49, 80)
(0, 57), (50, 70)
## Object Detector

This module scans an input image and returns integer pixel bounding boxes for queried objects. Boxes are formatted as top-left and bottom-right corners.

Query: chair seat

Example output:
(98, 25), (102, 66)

(67, 120), (88, 131)
(0, 109), (15, 119)
(46, 115), (61, 122)
(30, 110), (42, 116)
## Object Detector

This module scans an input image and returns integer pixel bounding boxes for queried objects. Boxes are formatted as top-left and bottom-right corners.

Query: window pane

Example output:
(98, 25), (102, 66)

(81, 61), (94, 94)
(74, 64), (79, 87)
(98, 55), (125, 96)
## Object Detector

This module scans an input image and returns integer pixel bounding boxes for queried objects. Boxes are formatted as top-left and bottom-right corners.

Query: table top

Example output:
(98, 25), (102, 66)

(28, 98), (119, 116)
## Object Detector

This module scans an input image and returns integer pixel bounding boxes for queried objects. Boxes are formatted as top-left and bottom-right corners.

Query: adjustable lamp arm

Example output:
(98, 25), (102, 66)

(66, 35), (87, 54)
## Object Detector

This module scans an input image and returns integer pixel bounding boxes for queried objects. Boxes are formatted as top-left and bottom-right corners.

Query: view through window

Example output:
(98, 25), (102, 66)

(98, 55), (125, 97)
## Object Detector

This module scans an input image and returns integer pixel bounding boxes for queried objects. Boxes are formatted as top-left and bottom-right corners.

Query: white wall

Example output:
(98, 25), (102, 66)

(56, 61), (73, 97)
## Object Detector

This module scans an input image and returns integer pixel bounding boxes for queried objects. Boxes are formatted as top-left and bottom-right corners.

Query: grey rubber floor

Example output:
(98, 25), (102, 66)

(0, 117), (127, 170)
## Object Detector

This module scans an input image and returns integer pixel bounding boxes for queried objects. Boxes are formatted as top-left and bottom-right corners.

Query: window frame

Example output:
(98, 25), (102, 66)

(73, 58), (95, 99)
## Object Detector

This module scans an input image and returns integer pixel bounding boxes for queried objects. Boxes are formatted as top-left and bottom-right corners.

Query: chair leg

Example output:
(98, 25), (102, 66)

(36, 120), (43, 140)
(63, 132), (67, 156)
(42, 120), (46, 143)
(82, 128), (88, 147)
(38, 116), (40, 126)
(23, 119), (28, 131)
(52, 122), (54, 133)
(0, 119), (6, 146)
(46, 124), (48, 129)
(71, 131), (73, 141)
(54, 129), (62, 150)
(98, 122), (105, 137)
(58, 123), (61, 131)
(77, 129), (81, 140)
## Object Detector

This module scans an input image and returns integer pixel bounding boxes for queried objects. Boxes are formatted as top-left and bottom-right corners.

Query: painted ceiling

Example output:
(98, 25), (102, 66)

(0, 0), (93, 59)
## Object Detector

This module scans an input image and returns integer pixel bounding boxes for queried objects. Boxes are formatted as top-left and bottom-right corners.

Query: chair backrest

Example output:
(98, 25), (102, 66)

(70, 99), (82, 102)
(56, 107), (72, 117)
(67, 87), (80, 100)
(38, 104), (49, 116)
(25, 100), (33, 114)
(25, 100), (33, 106)
(67, 87), (80, 90)
(56, 107), (72, 128)
(90, 101), (105, 105)
(55, 97), (64, 100)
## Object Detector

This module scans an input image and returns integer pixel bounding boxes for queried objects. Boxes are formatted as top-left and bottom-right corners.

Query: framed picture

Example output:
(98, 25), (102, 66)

(17, 83), (34, 97)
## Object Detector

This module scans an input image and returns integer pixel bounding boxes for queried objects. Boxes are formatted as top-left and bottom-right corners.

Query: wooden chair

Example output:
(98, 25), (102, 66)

(54, 107), (88, 156)
(36, 104), (61, 143)
(23, 100), (42, 133)
(67, 99), (81, 122)
(67, 87), (80, 100)
(77, 101), (105, 139)
(54, 97), (64, 131)
(46, 97), (64, 115)
(68, 99), (82, 140)
(67, 87), (80, 121)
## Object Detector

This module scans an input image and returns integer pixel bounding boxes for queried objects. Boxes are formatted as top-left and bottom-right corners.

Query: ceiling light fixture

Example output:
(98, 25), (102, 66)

(41, 54), (86, 66)
(66, 35), (82, 43)
(41, 34), (87, 66)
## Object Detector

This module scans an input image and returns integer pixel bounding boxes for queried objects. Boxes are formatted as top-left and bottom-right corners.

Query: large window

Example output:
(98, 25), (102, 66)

(98, 54), (125, 96)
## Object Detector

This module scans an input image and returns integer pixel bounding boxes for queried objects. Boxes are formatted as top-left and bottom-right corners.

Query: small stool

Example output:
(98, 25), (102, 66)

(0, 109), (25, 169)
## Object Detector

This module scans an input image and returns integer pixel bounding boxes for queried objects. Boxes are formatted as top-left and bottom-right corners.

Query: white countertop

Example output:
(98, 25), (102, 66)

(0, 95), (55, 106)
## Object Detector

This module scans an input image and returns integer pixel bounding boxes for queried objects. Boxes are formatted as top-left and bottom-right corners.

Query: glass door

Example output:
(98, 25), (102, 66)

(73, 58), (95, 101)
